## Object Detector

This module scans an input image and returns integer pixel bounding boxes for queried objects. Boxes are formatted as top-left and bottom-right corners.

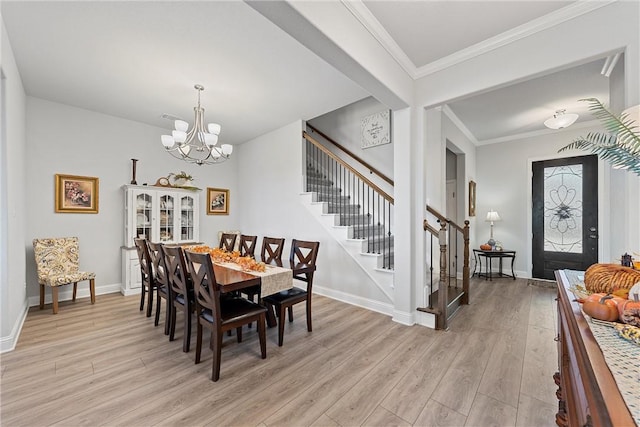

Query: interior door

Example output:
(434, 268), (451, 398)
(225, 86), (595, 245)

(532, 155), (598, 279)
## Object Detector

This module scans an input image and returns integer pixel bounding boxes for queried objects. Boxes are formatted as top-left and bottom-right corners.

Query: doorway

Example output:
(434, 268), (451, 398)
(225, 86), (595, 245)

(532, 155), (598, 279)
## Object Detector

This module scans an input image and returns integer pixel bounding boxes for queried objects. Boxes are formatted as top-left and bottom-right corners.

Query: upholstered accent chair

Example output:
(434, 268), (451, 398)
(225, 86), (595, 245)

(32, 237), (96, 314)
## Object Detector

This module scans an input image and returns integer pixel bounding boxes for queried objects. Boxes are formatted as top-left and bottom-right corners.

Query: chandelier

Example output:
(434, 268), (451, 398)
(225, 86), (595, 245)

(160, 84), (233, 165)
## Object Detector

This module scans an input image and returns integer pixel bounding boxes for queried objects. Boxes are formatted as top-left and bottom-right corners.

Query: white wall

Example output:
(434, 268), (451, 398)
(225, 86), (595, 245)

(236, 120), (391, 308)
(475, 126), (608, 277)
(309, 96), (394, 181)
(24, 97), (242, 304)
(1, 14), (28, 352)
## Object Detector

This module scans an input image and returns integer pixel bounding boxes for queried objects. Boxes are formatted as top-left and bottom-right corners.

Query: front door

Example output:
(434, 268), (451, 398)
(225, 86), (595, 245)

(532, 155), (598, 279)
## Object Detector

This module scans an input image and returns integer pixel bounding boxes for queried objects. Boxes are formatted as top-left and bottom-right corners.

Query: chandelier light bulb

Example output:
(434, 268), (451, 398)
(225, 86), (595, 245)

(221, 144), (233, 156)
(172, 130), (187, 143)
(208, 123), (221, 135)
(174, 120), (189, 132)
(161, 135), (174, 148)
(204, 133), (218, 147)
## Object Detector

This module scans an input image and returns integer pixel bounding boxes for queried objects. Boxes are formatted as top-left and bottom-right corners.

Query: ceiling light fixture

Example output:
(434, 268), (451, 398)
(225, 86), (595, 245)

(544, 109), (579, 130)
(160, 84), (232, 165)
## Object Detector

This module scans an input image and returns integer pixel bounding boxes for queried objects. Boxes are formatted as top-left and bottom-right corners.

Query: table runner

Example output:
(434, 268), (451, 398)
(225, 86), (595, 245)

(217, 261), (292, 296)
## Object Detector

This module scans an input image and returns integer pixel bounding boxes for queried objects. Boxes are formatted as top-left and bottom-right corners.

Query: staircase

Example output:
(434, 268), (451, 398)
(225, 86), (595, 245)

(301, 129), (394, 297)
(418, 207), (470, 330)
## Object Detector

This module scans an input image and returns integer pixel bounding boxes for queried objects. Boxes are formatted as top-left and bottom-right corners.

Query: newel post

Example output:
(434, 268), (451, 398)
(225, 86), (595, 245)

(438, 220), (448, 330)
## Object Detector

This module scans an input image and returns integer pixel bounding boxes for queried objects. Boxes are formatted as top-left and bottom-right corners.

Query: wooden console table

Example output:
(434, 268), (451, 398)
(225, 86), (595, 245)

(554, 269), (635, 427)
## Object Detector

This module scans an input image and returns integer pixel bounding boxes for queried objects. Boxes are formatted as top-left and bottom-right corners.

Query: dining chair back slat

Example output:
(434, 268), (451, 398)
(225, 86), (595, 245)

(163, 245), (195, 352)
(134, 238), (155, 317)
(219, 233), (238, 252)
(239, 235), (257, 258)
(148, 242), (171, 334)
(261, 237), (285, 267)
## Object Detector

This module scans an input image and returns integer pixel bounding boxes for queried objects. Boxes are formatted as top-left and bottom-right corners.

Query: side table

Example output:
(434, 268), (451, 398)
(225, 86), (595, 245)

(473, 249), (516, 280)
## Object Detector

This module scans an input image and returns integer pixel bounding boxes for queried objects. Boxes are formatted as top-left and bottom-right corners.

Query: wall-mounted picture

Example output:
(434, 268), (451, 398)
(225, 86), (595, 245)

(361, 110), (391, 149)
(468, 180), (476, 217)
(55, 174), (99, 213)
(207, 187), (229, 215)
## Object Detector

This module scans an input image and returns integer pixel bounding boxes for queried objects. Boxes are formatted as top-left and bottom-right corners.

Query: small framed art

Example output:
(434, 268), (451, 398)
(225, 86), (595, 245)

(468, 180), (476, 217)
(55, 174), (99, 213)
(207, 187), (229, 215)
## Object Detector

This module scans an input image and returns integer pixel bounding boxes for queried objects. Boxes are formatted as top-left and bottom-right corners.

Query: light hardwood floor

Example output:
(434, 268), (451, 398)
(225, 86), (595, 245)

(1, 277), (558, 426)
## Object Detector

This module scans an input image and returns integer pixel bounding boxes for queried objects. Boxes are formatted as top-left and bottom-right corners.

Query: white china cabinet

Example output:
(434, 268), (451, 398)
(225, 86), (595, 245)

(121, 185), (201, 295)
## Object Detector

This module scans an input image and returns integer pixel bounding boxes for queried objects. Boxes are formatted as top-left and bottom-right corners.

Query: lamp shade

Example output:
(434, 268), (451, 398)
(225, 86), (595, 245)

(544, 110), (579, 129)
(486, 210), (501, 222)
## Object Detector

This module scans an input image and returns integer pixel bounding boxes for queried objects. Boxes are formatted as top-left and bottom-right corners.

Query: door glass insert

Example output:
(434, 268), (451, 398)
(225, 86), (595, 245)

(135, 193), (152, 240)
(543, 164), (583, 253)
(180, 196), (194, 241)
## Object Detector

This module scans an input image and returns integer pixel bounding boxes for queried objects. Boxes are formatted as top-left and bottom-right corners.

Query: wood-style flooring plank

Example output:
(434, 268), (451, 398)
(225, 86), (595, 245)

(1, 278), (559, 427)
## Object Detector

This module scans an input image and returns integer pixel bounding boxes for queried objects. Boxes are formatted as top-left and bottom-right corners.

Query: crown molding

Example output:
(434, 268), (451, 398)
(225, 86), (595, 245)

(342, 0), (617, 80)
(476, 119), (601, 146)
(341, 0), (416, 78)
(442, 105), (479, 146)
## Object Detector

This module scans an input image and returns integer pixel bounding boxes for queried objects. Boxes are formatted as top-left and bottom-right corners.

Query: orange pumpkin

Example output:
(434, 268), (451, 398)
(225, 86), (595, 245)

(583, 295), (620, 322)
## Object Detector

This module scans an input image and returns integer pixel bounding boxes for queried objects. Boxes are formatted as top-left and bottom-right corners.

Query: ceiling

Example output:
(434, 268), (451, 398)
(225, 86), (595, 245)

(1, 1), (613, 146)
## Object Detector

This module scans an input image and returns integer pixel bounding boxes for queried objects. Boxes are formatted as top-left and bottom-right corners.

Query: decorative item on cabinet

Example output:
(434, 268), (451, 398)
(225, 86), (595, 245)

(130, 159), (138, 185)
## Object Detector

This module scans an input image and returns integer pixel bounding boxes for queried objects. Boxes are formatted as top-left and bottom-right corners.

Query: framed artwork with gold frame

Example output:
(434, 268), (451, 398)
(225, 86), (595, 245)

(207, 187), (229, 215)
(468, 180), (476, 217)
(55, 174), (99, 213)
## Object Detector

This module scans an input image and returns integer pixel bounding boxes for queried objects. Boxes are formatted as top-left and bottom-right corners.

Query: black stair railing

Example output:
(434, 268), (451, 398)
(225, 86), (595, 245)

(303, 130), (394, 269)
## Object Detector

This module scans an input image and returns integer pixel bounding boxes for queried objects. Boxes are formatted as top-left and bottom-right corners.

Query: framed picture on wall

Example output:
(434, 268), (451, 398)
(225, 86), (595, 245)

(55, 174), (99, 213)
(361, 110), (391, 149)
(207, 187), (229, 215)
(468, 180), (476, 217)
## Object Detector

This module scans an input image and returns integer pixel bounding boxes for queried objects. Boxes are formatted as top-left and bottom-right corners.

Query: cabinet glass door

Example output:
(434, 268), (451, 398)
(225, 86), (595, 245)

(179, 195), (195, 241)
(159, 195), (175, 242)
(135, 193), (153, 241)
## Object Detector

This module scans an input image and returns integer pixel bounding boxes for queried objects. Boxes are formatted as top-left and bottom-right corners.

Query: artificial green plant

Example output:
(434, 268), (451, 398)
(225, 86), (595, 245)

(559, 98), (640, 176)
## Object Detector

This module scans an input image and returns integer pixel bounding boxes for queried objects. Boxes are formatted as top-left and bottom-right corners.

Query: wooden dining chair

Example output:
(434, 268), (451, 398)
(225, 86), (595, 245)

(134, 238), (156, 318)
(263, 239), (319, 346)
(242, 236), (285, 305)
(32, 237), (96, 314)
(219, 233), (238, 252)
(239, 234), (257, 258)
(185, 250), (267, 382)
(147, 242), (171, 335)
(163, 245), (195, 352)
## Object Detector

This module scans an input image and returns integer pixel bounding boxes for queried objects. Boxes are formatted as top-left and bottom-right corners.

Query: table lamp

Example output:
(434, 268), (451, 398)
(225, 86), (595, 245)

(486, 210), (501, 248)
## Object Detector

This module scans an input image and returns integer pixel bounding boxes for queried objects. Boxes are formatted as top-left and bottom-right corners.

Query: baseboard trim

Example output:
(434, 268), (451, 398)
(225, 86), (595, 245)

(0, 299), (29, 353)
(314, 285), (394, 317)
(392, 309), (414, 326)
